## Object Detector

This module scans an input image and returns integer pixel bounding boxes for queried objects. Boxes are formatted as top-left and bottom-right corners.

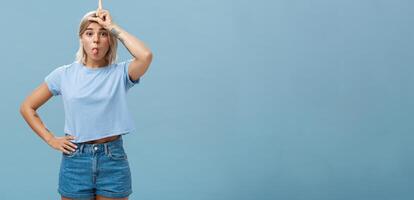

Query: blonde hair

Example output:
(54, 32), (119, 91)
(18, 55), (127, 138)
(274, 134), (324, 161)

(76, 11), (118, 65)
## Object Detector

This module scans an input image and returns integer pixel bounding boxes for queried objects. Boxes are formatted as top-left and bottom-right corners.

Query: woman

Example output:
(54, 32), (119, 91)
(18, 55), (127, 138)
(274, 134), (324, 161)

(20, 8), (153, 200)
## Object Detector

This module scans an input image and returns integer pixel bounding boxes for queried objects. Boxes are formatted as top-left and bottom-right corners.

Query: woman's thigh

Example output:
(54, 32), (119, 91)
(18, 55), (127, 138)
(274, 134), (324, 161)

(96, 195), (128, 200)
(61, 194), (128, 200)
(61, 196), (96, 200)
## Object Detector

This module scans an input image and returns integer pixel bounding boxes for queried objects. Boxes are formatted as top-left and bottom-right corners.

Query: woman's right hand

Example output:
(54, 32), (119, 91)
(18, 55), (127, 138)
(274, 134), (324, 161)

(47, 135), (78, 154)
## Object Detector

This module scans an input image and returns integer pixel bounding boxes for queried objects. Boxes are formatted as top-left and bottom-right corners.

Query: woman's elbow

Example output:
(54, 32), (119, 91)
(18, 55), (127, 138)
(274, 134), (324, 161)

(19, 102), (29, 116)
(144, 51), (153, 63)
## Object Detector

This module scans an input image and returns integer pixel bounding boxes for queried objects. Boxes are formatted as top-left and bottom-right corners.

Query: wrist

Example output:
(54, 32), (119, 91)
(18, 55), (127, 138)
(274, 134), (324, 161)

(106, 23), (113, 30)
(45, 134), (55, 144)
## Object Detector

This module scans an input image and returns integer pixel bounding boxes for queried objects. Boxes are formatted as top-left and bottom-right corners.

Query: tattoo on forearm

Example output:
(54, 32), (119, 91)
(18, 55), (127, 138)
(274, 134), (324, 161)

(110, 27), (121, 38)
(119, 37), (125, 44)
(110, 27), (134, 57)
(111, 27), (126, 44)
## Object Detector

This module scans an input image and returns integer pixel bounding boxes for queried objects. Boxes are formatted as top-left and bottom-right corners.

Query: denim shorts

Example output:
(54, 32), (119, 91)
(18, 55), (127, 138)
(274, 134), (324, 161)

(58, 135), (132, 199)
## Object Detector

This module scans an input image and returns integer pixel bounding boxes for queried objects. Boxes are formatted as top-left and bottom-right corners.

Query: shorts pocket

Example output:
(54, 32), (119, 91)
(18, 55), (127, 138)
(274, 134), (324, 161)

(108, 146), (128, 160)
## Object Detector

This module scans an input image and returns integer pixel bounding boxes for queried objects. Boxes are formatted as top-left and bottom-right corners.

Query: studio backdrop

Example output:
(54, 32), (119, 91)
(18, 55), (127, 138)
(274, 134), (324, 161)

(1, 0), (413, 200)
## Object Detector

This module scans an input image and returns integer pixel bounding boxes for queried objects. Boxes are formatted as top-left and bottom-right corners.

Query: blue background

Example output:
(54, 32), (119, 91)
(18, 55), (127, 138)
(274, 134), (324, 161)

(1, 0), (414, 199)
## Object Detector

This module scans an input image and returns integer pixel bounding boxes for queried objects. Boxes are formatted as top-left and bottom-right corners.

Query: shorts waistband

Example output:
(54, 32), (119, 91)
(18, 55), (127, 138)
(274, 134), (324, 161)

(74, 136), (123, 154)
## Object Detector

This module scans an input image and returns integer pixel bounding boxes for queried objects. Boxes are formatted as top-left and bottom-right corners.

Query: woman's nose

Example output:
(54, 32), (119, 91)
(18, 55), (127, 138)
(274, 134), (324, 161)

(93, 34), (99, 42)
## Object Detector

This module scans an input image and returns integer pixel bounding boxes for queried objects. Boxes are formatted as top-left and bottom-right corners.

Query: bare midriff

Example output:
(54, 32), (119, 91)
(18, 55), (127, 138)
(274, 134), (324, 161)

(84, 135), (120, 144)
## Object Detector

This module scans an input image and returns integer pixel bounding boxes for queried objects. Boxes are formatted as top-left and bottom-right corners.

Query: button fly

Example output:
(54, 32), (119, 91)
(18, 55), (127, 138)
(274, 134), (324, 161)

(94, 146), (98, 151)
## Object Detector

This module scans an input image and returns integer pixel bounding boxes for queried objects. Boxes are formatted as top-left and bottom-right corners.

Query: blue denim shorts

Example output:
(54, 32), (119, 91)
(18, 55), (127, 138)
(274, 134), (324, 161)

(58, 135), (132, 199)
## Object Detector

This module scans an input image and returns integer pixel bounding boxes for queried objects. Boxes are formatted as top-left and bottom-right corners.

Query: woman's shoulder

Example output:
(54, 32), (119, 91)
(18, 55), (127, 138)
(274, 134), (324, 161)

(45, 62), (79, 79)
(54, 62), (77, 71)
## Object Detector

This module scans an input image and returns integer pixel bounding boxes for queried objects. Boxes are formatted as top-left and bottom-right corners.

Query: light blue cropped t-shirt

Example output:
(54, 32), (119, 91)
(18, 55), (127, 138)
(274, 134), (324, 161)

(44, 60), (140, 143)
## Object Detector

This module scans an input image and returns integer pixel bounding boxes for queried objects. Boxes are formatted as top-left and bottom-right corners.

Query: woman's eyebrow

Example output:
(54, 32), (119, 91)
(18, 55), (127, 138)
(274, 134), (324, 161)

(85, 28), (107, 31)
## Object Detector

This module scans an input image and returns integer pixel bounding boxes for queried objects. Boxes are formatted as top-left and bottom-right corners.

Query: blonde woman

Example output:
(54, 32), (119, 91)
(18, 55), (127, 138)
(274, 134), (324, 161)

(20, 9), (152, 200)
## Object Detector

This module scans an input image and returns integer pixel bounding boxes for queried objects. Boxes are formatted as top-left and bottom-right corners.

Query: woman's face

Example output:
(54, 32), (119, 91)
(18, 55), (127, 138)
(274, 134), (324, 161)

(81, 22), (110, 63)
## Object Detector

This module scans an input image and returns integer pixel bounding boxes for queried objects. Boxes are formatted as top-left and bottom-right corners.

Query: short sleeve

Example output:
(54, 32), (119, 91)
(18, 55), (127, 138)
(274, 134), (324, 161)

(121, 59), (140, 90)
(44, 66), (64, 96)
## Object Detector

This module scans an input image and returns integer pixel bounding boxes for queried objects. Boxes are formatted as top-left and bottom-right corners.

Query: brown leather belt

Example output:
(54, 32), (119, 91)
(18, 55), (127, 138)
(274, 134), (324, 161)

(84, 135), (120, 144)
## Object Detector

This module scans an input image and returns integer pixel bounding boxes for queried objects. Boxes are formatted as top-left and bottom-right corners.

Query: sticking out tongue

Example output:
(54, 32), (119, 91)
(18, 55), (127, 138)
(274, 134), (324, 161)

(92, 48), (98, 55)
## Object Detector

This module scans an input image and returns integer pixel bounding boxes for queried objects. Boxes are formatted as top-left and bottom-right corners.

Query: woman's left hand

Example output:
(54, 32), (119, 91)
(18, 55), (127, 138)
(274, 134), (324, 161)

(88, 9), (114, 30)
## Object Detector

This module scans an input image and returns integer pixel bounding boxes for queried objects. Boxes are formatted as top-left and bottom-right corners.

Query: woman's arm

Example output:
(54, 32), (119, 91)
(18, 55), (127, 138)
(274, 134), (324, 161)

(20, 83), (77, 154)
(110, 23), (153, 81)
(90, 9), (153, 81)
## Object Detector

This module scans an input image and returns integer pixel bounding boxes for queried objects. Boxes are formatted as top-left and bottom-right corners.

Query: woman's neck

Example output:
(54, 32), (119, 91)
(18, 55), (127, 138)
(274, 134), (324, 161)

(83, 59), (108, 68)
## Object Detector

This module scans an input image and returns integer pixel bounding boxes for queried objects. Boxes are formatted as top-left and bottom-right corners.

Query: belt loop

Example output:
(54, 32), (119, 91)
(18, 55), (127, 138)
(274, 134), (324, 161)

(80, 144), (85, 153)
(104, 143), (109, 155)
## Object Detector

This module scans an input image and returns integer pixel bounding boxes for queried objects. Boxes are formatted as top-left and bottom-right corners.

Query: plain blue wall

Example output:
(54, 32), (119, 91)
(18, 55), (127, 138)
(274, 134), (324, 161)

(1, 0), (413, 199)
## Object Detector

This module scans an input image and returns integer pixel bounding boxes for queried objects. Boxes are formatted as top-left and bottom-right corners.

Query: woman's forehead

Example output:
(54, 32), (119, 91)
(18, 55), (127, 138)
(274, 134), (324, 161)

(86, 22), (105, 30)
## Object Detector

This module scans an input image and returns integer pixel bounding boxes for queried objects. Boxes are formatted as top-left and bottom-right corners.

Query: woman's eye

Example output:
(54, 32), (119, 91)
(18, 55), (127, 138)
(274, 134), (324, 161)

(100, 32), (108, 37)
(86, 32), (93, 36)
